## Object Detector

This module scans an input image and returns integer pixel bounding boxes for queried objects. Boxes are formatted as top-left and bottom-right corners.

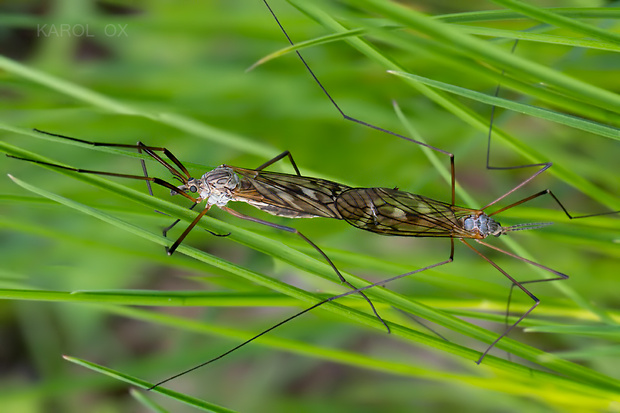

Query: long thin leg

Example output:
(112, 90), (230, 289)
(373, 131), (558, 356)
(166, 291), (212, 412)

(479, 158), (618, 217)
(162, 202), (198, 237)
(480, 47), (619, 216)
(475, 240), (569, 282)
(475, 238), (570, 347)
(392, 306), (450, 342)
(138, 142), (157, 199)
(489, 189), (619, 220)
(480, 186), (614, 348)
(479, 42), (561, 209)
(460, 239), (547, 363)
(137, 141), (174, 219)
(261, 0), (457, 206)
(149, 248), (454, 390)
(159, 202), (229, 240)
(6, 154), (198, 204)
(255, 150), (302, 176)
(33, 129), (192, 182)
(165, 205), (213, 256)
(220, 205), (389, 333)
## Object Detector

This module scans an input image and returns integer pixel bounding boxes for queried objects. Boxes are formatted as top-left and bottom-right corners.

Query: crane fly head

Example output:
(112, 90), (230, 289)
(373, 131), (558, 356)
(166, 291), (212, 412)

(172, 165), (240, 207)
(463, 213), (504, 238)
(462, 213), (553, 238)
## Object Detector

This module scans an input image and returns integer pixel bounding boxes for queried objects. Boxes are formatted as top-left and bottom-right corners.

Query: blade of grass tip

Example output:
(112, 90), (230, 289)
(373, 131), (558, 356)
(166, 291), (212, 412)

(62, 356), (238, 413)
(388, 71), (620, 141)
(289, 10), (620, 54)
(247, 28), (369, 71)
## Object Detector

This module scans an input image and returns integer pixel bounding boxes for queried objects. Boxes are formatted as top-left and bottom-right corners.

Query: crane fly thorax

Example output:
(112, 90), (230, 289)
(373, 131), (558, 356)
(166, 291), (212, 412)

(461, 213), (503, 238)
(172, 165), (240, 207)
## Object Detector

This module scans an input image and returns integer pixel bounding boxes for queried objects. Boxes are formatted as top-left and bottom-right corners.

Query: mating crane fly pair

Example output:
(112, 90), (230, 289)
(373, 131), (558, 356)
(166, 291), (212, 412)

(8, 0), (618, 390)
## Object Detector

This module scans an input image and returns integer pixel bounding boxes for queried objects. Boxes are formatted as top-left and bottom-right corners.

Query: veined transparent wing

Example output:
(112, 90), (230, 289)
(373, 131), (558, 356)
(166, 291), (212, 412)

(229, 166), (352, 219)
(336, 187), (478, 238)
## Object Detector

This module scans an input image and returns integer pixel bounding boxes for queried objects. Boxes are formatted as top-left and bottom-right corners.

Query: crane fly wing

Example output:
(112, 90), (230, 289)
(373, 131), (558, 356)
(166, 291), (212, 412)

(336, 188), (477, 237)
(229, 166), (351, 219)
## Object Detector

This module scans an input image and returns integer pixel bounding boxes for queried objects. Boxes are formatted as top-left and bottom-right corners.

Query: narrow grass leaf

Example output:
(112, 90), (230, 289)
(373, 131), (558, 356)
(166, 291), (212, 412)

(388, 70), (620, 141)
(63, 356), (238, 413)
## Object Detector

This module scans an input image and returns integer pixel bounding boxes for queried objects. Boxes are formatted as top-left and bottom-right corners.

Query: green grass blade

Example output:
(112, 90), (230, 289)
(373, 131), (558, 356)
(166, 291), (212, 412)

(389, 71), (620, 141)
(526, 324), (620, 339)
(439, 8), (620, 23)
(456, 25), (620, 52)
(63, 356), (238, 413)
(491, 0), (620, 45)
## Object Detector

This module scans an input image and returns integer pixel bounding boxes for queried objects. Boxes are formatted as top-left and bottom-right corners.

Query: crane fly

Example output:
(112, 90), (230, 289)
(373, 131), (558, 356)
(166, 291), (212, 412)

(7, 129), (390, 333)
(141, 0), (620, 388)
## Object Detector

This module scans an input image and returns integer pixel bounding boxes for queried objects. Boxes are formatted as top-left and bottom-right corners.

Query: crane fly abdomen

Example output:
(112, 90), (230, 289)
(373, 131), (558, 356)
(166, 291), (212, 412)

(336, 187), (497, 239)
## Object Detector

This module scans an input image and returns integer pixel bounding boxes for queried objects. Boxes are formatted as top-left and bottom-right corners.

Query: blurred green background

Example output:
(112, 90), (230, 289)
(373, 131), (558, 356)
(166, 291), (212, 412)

(1, 0), (619, 412)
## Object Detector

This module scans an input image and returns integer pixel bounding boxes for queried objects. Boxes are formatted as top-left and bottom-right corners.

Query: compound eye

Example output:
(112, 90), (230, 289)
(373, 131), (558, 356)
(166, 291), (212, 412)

(189, 185), (198, 193)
